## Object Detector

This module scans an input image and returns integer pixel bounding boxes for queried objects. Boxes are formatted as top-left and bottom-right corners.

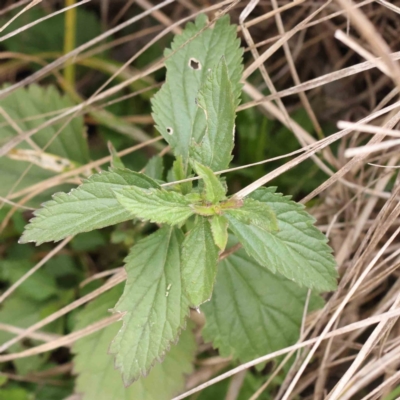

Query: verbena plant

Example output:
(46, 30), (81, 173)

(20, 14), (337, 395)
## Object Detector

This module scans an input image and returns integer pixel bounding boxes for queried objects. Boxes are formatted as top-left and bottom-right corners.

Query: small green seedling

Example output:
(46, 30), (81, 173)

(20, 14), (337, 390)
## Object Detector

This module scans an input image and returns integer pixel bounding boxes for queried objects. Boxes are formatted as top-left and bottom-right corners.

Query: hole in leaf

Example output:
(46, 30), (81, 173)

(166, 127), (173, 135)
(189, 58), (201, 70)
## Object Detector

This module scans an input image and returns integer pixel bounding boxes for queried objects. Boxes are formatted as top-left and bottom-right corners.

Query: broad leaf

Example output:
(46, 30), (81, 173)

(182, 217), (219, 306)
(114, 186), (194, 226)
(73, 287), (196, 400)
(202, 245), (323, 363)
(209, 215), (228, 251)
(151, 14), (243, 169)
(20, 168), (159, 245)
(192, 161), (226, 203)
(109, 227), (189, 386)
(191, 57), (238, 171)
(226, 188), (337, 292)
(225, 198), (278, 232)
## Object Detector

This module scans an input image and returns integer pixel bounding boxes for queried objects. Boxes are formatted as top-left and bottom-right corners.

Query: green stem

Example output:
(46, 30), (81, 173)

(63, 0), (77, 86)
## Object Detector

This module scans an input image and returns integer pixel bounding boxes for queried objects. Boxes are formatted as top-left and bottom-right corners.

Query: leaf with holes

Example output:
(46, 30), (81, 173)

(73, 286), (196, 400)
(109, 226), (189, 386)
(151, 14), (243, 171)
(190, 57), (238, 171)
(182, 217), (219, 307)
(113, 186), (194, 226)
(20, 168), (159, 245)
(226, 188), (337, 292)
(202, 243), (323, 363)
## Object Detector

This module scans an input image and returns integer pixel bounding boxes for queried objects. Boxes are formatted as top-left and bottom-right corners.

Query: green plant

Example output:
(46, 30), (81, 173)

(19, 14), (337, 397)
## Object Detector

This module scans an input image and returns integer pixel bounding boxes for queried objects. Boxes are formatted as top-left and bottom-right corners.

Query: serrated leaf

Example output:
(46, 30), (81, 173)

(20, 168), (159, 245)
(225, 198), (278, 232)
(144, 155), (164, 181)
(109, 227), (190, 386)
(73, 286), (196, 400)
(114, 186), (194, 226)
(192, 161), (226, 203)
(209, 215), (228, 251)
(182, 217), (219, 306)
(151, 14), (243, 169)
(190, 57), (238, 171)
(202, 245), (323, 363)
(226, 188), (337, 291)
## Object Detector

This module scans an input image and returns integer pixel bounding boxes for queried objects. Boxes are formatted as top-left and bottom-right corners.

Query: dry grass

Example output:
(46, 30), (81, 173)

(1, 0), (400, 399)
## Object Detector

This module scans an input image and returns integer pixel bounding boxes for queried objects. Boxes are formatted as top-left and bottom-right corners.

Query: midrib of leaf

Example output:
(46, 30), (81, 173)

(20, 168), (159, 245)
(114, 186), (194, 226)
(109, 226), (189, 386)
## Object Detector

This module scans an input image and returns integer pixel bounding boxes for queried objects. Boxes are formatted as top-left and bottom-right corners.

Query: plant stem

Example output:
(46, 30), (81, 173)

(63, 0), (77, 86)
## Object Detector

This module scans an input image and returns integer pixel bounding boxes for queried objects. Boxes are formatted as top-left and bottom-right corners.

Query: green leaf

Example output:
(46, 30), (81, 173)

(225, 198), (278, 232)
(226, 188), (337, 291)
(144, 155), (164, 181)
(192, 161), (226, 203)
(114, 186), (194, 226)
(190, 57), (238, 171)
(109, 227), (190, 385)
(151, 14), (243, 169)
(20, 168), (159, 245)
(209, 215), (228, 251)
(0, 84), (89, 204)
(202, 245), (323, 363)
(73, 286), (196, 400)
(182, 217), (219, 307)
(169, 156), (192, 195)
